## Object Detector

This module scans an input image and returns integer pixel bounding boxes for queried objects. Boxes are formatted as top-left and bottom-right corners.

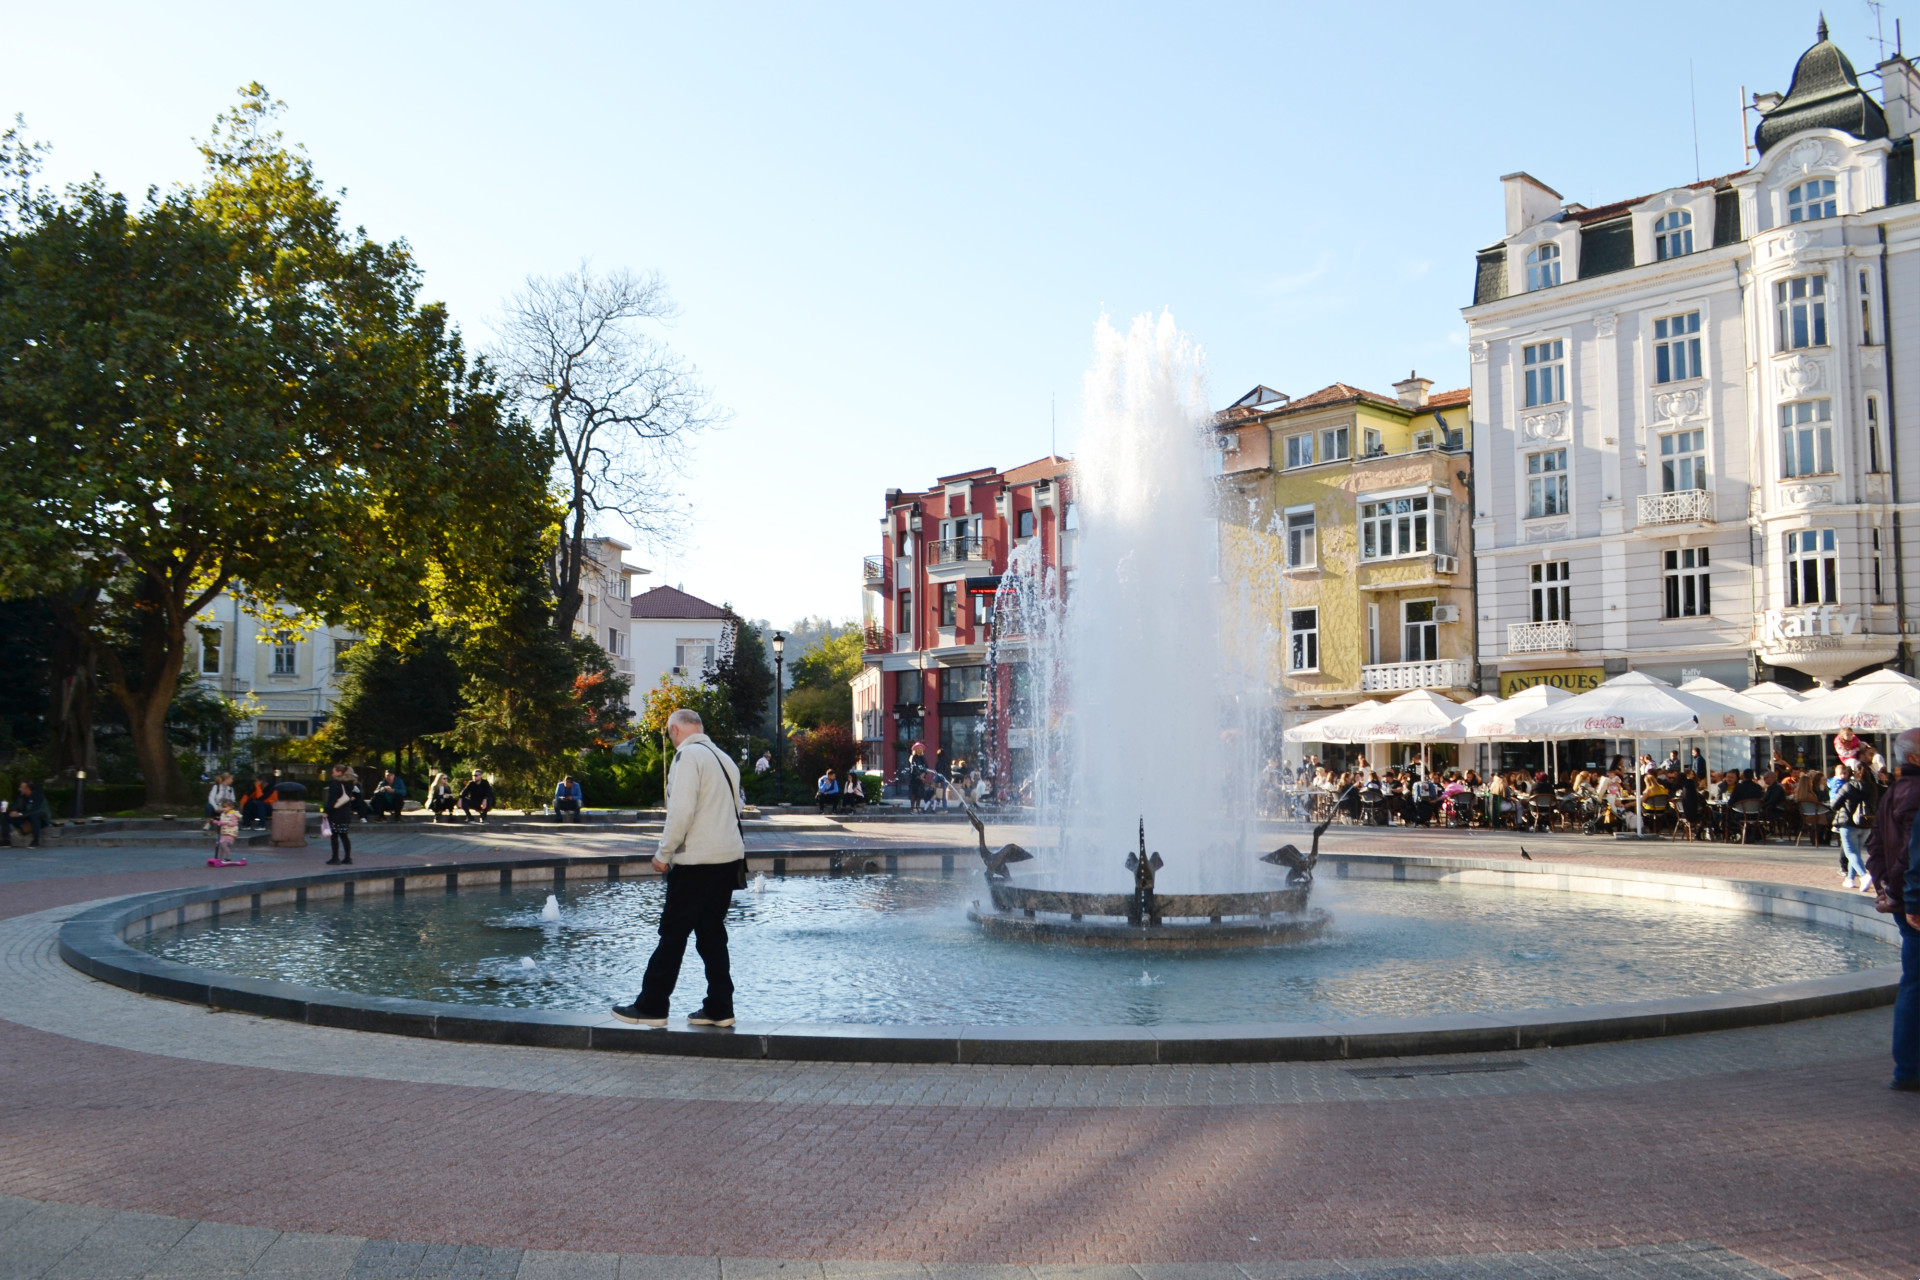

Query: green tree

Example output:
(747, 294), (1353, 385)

(328, 628), (463, 769)
(0, 92), (552, 804)
(707, 612), (775, 739)
(639, 672), (738, 748)
(783, 624), (864, 731)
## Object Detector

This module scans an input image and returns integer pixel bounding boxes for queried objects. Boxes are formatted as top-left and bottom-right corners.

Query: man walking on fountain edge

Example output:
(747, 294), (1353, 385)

(1865, 726), (1920, 1091)
(613, 708), (747, 1029)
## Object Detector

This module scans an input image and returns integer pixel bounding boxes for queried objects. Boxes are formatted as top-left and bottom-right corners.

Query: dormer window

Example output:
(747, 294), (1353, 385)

(1526, 242), (1561, 291)
(1654, 210), (1693, 260)
(1787, 178), (1837, 222)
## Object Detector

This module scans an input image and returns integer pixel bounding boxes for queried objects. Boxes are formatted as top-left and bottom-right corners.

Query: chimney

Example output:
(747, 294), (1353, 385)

(1393, 371), (1433, 409)
(1500, 171), (1563, 236)
(1880, 57), (1920, 138)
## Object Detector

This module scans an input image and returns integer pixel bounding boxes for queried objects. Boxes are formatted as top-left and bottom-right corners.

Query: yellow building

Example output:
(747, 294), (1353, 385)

(1216, 375), (1474, 764)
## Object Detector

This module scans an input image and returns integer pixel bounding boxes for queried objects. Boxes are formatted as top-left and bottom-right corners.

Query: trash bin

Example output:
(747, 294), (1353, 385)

(271, 780), (309, 849)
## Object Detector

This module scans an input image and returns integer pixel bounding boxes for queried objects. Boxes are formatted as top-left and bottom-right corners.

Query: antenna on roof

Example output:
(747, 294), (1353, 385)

(1690, 60), (1702, 182)
(1051, 392), (1057, 459)
(1869, 0), (1888, 59)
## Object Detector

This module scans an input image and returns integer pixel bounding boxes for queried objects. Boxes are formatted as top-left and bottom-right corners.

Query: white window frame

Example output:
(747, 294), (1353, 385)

(199, 628), (221, 675)
(1362, 427), (1383, 456)
(1320, 426), (1349, 462)
(1785, 528), (1839, 607)
(1874, 527), (1886, 601)
(1525, 449), (1569, 519)
(1530, 561), (1571, 623)
(1658, 427), (1707, 492)
(1663, 547), (1711, 618)
(332, 638), (355, 675)
(1653, 311), (1701, 383)
(1775, 273), (1828, 351)
(1868, 395), (1884, 473)
(1365, 603), (1380, 666)
(1288, 608), (1319, 673)
(1859, 268), (1875, 344)
(1787, 177), (1837, 223)
(1779, 399), (1835, 478)
(1526, 242), (1561, 291)
(1284, 506), (1316, 569)
(1523, 340), (1565, 407)
(1283, 433), (1313, 469)
(673, 637), (715, 677)
(1654, 209), (1693, 260)
(1358, 490), (1448, 561)
(270, 633), (298, 677)
(1402, 598), (1438, 663)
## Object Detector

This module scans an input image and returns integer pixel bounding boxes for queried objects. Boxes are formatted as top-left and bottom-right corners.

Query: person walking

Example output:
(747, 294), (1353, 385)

(613, 708), (746, 1029)
(1865, 727), (1920, 1092)
(458, 771), (493, 822)
(1832, 764), (1877, 891)
(906, 742), (930, 812)
(552, 774), (583, 823)
(323, 764), (360, 865)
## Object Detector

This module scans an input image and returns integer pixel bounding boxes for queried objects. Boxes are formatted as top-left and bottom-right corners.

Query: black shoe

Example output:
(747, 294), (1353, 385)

(1892, 1077), (1920, 1092)
(610, 1003), (667, 1027)
(687, 1009), (736, 1027)
(341, 857), (352, 865)
(325, 858), (340, 865)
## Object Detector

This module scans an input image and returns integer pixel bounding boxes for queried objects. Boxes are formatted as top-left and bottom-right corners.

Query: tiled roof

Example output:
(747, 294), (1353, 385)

(1566, 172), (1743, 224)
(1002, 456), (1072, 486)
(1426, 388), (1471, 410)
(1263, 382), (1400, 416)
(628, 585), (731, 620)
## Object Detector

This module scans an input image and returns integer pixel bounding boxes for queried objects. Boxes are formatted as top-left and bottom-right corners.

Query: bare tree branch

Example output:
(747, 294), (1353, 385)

(493, 262), (724, 634)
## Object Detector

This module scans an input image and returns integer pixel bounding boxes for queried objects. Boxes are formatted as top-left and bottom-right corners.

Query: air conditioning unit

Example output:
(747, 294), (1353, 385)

(1215, 433), (1239, 453)
(1433, 554), (1459, 575)
(1433, 604), (1460, 623)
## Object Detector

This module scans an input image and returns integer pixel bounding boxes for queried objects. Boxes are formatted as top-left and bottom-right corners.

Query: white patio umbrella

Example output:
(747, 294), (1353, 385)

(1352, 689), (1471, 778)
(1677, 677), (1783, 724)
(1511, 671), (1760, 835)
(1461, 694), (1505, 709)
(1282, 699), (1390, 746)
(1738, 681), (1809, 711)
(1460, 684), (1575, 740)
(1761, 668), (1920, 734)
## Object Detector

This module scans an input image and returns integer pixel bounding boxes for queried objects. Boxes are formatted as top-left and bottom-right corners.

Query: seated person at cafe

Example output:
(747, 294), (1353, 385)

(1729, 769), (1766, 804)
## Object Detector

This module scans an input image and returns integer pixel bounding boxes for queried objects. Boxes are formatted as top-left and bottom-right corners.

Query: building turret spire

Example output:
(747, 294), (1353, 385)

(1818, 11), (1829, 42)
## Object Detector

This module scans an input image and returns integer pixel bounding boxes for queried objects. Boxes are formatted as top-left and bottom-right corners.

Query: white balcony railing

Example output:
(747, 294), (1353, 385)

(1637, 489), (1713, 527)
(1359, 658), (1473, 693)
(1507, 620), (1576, 653)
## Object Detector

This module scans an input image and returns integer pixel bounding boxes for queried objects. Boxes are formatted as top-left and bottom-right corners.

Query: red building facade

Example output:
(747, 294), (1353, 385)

(861, 456), (1074, 790)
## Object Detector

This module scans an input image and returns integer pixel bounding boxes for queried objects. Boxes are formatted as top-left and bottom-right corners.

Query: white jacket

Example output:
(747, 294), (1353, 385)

(658, 734), (746, 865)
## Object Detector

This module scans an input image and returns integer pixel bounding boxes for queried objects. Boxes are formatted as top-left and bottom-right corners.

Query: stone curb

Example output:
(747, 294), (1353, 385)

(56, 851), (1902, 1066)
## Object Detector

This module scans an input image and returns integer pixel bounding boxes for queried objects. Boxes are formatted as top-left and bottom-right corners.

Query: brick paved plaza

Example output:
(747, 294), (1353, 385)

(2, 818), (1916, 1280)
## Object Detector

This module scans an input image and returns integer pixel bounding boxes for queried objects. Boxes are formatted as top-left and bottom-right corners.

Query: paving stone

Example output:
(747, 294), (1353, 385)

(719, 1264), (826, 1280)
(39, 1210), (198, 1280)
(517, 1253), (621, 1280)
(246, 1234), (366, 1280)
(143, 1221), (283, 1277)
(616, 1260), (718, 1280)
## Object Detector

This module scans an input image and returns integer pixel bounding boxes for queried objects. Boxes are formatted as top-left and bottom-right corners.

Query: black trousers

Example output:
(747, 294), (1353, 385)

(635, 861), (741, 1018)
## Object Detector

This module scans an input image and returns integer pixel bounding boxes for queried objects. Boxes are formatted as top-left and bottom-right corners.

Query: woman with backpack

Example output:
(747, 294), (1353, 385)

(1833, 763), (1879, 892)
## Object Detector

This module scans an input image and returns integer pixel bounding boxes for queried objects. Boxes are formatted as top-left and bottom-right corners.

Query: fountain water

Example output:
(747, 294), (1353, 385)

(971, 313), (1318, 946)
(539, 894), (562, 923)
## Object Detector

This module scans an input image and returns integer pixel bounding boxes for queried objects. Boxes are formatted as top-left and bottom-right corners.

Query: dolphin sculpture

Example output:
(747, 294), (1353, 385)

(934, 768), (1033, 880)
(1261, 812), (1335, 885)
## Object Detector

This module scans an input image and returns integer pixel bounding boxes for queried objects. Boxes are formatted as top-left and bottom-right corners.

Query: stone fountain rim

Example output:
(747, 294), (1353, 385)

(57, 849), (1901, 1066)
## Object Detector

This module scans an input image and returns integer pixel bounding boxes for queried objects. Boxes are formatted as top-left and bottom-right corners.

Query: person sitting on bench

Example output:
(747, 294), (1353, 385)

(458, 771), (494, 822)
(367, 771), (408, 822)
(427, 773), (457, 821)
(838, 771), (866, 814)
(552, 774), (583, 822)
(815, 769), (840, 814)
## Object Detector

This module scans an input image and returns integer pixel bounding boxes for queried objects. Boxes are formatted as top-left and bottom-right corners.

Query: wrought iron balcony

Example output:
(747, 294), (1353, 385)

(1359, 658), (1473, 693)
(927, 535), (996, 568)
(1637, 489), (1713, 527)
(862, 555), (886, 585)
(862, 623), (889, 654)
(1507, 620), (1576, 654)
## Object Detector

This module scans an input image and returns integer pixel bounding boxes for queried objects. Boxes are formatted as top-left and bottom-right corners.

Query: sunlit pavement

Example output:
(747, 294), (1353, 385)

(0, 817), (1914, 1279)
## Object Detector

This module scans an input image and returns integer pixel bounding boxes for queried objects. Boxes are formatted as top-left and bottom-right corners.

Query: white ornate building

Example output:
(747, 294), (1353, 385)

(1466, 22), (1920, 704)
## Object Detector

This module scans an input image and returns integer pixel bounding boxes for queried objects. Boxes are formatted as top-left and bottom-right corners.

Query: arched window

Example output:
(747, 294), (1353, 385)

(1526, 242), (1561, 291)
(1788, 178), (1837, 223)
(1654, 210), (1693, 260)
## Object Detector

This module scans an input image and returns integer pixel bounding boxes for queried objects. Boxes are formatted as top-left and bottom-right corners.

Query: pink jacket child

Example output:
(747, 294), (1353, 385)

(208, 805), (247, 868)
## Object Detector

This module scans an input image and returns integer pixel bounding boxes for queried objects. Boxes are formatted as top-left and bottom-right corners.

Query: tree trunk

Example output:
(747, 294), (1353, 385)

(96, 577), (200, 808)
(551, 498), (590, 636)
(124, 676), (189, 807)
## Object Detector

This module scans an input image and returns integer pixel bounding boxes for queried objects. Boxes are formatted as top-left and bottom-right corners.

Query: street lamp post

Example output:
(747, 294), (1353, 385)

(72, 768), (86, 821)
(771, 632), (786, 772)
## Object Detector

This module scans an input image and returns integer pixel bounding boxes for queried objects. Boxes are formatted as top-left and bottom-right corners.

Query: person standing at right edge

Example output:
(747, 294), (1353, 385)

(613, 708), (746, 1028)
(324, 764), (359, 865)
(1865, 728), (1920, 1092)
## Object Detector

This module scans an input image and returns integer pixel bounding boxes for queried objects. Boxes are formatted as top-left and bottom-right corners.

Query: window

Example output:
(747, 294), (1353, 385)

(896, 670), (923, 705)
(971, 589), (990, 630)
(332, 639), (356, 674)
(1366, 603), (1380, 665)
(1778, 400), (1834, 477)
(1359, 494), (1448, 560)
(1526, 242), (1561, 291)
(1402, 600), (1438, 663)
(1411, 428), (1435, 451)
(1860, 269), (1874, 344)
(1786, 528), (1839, 606)
(1320, 426), (1349, 462)
(1526, 450), (1569, 518)
(1285, 509), (1316, 568)
(1530, 561), (1570, 623)
(1654, 209), (1693, 260)
(1284, 434), (1313, 468)
(673, 637), (714, 676)
(1016, 509), (1035, 540)
(1654, 311), (1701, 383)
(1362, 428), (1383, 456)
(938, 582), (958, 627)
(940, 665), (986, 702)
(271, 632), (297, 677)
(1663, 547), (1711, 618)
(608, 628), (628, 657)
(1787, 178), (1837, 223)
(1523, 340), (1565, 406)
(615, 576), (629, 600)
(198, 628), (221, 675)
(1775, 274), (1828, 350)
(1869, 396), (1883, 473)
(897, 589), (912, 634)
(253, 719), (310, 739)
(587, 594), (598, 625)
(1659, 429), (1706, 492)
(1288, 609), (1319, 672)
(1874, 528), (1885, 601)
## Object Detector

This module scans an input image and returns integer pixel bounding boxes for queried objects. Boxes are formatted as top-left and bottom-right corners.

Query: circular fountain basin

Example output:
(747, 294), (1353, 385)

(58, 851), (1902, 1064)
(971, 878), (1326, 947)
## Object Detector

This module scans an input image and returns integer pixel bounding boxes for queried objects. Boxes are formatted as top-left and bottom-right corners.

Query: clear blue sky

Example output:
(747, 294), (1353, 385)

(5, 1), (1889, 624)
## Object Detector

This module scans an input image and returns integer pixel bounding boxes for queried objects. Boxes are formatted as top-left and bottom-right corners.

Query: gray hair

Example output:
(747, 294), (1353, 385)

(667, 708), (704, 732)
(1896, 728), (1920, 766)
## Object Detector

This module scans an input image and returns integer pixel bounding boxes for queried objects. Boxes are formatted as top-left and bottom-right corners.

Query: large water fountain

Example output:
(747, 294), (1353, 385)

(965, 312), (1317, 945)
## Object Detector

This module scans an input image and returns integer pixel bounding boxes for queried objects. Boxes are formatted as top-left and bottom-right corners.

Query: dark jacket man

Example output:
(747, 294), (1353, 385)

(1866, 763), (1920, 914)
